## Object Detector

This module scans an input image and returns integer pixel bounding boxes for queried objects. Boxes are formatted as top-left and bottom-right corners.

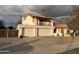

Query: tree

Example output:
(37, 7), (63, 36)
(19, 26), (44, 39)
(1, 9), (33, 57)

(0, 20), (5, 29)
(66, 6), (79, 53)
(67, 6), (79, 30)
(7, 25), (14, 29)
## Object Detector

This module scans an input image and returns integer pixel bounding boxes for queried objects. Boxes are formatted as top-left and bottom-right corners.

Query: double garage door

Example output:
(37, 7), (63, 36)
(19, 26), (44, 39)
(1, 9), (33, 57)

(22, 28), (52, 37)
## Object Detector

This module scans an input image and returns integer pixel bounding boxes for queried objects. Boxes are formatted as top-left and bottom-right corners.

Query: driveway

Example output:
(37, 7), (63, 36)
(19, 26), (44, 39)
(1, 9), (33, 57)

(0, 37), (79, 54)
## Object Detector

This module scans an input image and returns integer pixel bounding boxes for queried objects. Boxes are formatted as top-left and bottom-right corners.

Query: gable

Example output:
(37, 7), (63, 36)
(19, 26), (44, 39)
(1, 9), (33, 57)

(22, 15), (35, 25)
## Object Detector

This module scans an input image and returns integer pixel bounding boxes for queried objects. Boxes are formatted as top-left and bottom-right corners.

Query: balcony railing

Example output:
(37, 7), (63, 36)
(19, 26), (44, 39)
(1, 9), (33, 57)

(38, 22), (51, 26)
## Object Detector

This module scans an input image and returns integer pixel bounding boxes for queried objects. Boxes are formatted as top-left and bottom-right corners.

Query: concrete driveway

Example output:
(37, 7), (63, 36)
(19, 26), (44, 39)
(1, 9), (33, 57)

(0, 37), (79, 54)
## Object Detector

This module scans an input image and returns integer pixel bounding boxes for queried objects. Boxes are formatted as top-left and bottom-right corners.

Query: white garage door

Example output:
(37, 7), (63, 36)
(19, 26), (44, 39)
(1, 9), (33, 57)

(22, 28), (36, 37)
(38, 28), (52, 36)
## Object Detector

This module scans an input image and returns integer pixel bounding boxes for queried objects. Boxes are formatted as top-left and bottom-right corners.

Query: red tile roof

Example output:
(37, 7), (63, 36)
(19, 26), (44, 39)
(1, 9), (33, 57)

(54, 23), (68, 28)
(53, 21), (59, 26)
(26, 12), (53, 19)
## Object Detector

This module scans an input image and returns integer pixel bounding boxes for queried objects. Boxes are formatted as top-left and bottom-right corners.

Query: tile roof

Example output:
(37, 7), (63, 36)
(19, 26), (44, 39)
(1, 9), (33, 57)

(26, 11), (53, 19)
(54, 23), (68, 28)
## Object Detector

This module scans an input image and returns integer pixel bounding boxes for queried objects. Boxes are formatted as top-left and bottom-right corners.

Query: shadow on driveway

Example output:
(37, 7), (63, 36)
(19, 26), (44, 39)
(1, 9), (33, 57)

(0, 39), (40, 54)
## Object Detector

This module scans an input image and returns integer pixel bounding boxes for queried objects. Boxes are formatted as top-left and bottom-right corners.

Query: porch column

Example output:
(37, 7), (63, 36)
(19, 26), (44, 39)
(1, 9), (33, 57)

(56, 28), (59, 34)
(63, 29), (67, 37)
(18, 25), (22, 38)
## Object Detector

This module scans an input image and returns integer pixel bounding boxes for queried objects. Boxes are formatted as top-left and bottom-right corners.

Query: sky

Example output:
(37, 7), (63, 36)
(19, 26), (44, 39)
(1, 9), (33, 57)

(0, 5), (73, 26)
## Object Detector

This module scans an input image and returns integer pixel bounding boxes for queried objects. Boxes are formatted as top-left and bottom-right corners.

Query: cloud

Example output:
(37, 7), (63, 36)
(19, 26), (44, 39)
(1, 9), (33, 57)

(0, 5), (73, 26)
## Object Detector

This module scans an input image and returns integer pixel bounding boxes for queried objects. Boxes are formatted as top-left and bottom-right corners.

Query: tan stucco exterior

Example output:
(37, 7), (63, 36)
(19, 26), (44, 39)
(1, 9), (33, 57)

(17, 13), (70, 37)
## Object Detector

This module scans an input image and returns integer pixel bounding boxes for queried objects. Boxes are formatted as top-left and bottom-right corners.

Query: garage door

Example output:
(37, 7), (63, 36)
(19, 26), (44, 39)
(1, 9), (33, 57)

(38, 28), (52, 36)
(22, 28), (36, 37)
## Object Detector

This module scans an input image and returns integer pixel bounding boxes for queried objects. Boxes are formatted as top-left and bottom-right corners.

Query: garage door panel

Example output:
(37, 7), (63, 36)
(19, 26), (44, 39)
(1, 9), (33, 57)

(23, 28), (36, 37)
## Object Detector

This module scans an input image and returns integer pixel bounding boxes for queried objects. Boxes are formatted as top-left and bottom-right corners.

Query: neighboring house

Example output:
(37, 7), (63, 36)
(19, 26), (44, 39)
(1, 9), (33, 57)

(17, 11), (70, 37)
(53, 21), (70, 37)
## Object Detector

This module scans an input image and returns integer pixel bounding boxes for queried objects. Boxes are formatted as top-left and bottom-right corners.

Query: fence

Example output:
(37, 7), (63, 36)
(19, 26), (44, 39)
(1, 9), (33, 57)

(0, 29), (18, 38)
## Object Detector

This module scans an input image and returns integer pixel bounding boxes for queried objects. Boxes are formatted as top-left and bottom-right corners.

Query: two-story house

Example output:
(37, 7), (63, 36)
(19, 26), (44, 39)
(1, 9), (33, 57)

(17, 11), (70, 37)
(17, 12), (54, 37)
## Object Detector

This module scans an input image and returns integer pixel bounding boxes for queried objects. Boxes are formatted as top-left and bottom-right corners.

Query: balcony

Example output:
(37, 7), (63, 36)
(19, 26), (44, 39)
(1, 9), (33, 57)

(37, 19), (51, 26)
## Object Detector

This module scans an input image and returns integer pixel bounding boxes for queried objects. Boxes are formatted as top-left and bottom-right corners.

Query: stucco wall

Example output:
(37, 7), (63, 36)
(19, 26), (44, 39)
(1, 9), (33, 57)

(17, 25), (70, 37)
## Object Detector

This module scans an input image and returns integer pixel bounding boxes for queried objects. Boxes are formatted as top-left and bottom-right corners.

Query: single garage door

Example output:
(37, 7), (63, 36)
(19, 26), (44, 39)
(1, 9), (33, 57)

(38, 28), (52, 36)
(22, 28), (36, 37)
